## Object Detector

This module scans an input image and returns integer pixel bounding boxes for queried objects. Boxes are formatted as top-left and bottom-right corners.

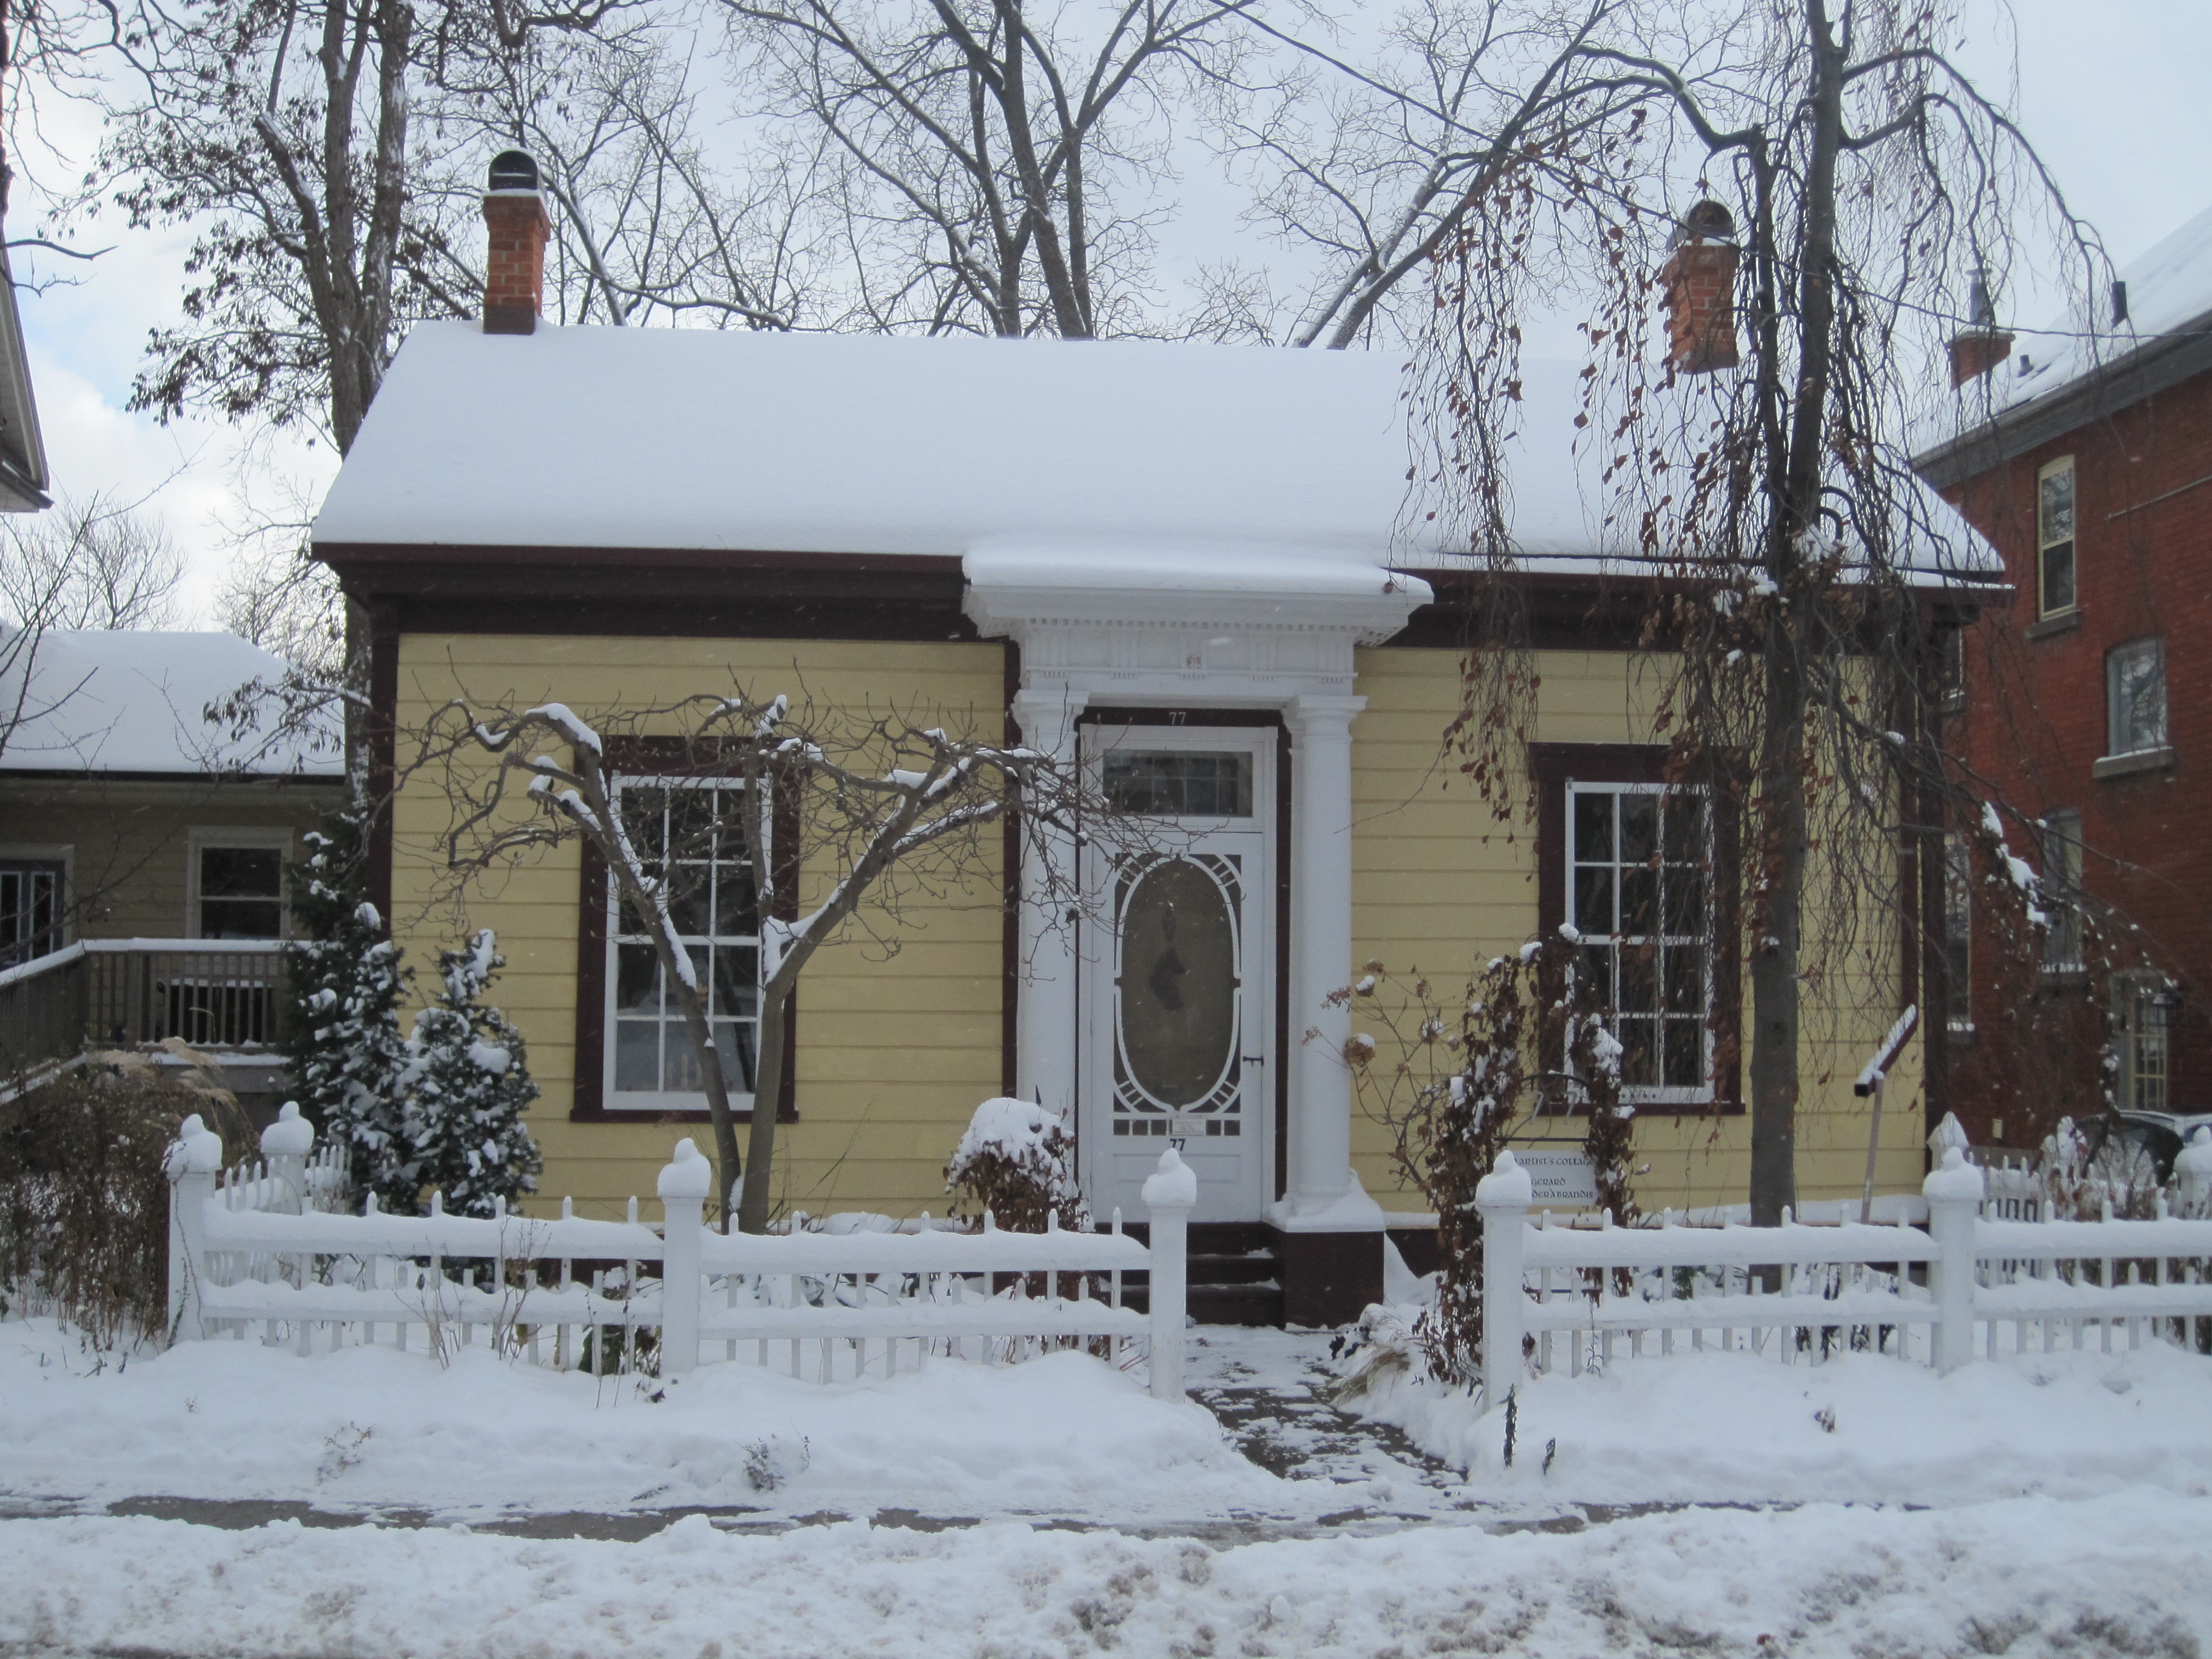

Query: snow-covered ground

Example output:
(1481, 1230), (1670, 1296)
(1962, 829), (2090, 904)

(2, 1319), (2208, 1656)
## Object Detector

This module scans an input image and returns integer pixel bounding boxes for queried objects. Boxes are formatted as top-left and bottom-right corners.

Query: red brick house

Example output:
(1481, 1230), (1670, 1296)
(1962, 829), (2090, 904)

(1914, 210), (2212, 1142)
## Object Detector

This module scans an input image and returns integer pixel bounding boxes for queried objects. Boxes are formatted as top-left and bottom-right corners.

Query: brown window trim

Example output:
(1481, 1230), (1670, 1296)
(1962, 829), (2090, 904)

(572, 737), (799, 1125)
(1529, 742), (1743, 1115)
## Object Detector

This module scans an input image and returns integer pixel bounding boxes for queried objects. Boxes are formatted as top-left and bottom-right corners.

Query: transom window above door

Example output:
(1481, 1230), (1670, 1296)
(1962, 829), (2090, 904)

(1568, 782), (1713, 1101)
(1102, 751), (1253, 818)
(606, 779), (762, 1111)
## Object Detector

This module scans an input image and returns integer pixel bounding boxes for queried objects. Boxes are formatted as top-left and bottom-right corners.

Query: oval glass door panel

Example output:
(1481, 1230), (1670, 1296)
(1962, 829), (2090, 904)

(1116, 857), (1239, 1109)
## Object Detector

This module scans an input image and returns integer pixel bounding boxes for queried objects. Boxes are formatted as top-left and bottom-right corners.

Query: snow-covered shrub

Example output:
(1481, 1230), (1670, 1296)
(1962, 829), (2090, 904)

(1347, 932), (1632, 1389)
(398, 931), (541, 1218)
(2041, 1115), (2159, 1221)
(283, 799), (414, 1214)
(943, 1097), (1086, 1233)
(0, 1057), (246, 1344)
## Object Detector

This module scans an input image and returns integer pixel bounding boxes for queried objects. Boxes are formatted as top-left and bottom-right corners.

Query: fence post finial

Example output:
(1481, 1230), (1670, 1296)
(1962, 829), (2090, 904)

(1476, 1150), (1534, 1403)
(1923, 1147), (1985, 1374)
(260, 1102), (315, 1216)
(163, 1114), (223, 1342)
(2176, 1127), (2212, 1218)
(1141, 1147), (1198, 1400)
(656, 1138), (711, 1379)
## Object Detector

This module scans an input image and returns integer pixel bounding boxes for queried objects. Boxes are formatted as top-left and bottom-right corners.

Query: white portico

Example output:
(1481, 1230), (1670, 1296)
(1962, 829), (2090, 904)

(964, 540), (1427, 1263)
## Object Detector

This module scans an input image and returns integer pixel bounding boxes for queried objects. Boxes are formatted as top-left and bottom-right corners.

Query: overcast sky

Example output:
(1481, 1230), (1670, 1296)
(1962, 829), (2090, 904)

(13, 0), (2212, 628)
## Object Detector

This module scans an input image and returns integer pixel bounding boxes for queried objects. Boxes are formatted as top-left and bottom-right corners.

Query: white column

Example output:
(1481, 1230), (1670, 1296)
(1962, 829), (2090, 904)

(1011, 685), (1087, 1120)
(1288, 693), (1364, 1213)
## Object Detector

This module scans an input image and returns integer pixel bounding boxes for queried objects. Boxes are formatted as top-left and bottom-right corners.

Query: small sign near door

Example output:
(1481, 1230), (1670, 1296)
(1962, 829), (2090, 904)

(1512, 1146), (1598, 1207)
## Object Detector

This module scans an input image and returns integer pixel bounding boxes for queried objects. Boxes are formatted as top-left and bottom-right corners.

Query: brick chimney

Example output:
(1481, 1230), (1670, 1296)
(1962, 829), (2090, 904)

(1947, 268), (2013, 388)
(481, 150), (550, 337)
(1660, 200), (1739, 375)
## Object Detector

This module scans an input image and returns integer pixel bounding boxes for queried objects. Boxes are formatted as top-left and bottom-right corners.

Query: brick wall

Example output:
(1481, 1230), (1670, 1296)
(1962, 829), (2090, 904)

(1940, 366), (2212, 1140)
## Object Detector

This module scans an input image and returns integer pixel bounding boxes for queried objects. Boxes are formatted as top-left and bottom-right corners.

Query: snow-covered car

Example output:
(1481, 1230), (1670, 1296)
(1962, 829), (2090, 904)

(2086, 1111), (2212, 1184)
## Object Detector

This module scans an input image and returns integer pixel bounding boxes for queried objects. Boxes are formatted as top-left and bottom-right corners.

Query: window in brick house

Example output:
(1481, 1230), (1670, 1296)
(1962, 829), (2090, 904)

(2037, 457), (2076, 617)
(2040, 809), (2083, 974)
(2112, 974), (2172, 1113)
(605, 778), (762, 1113)
(2105, 637), (2167, 757)
(1567, 782), (1714, 1102)
(1943, 833), (1972, 1031)
(1937, 626), (1965, 704)
(193, 843), (286, 939)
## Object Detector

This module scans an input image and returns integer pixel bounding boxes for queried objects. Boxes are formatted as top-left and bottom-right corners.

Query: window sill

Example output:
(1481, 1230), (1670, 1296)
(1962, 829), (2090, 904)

(2092, 746), (2174, 780)
(2025, 611), (2080, 642)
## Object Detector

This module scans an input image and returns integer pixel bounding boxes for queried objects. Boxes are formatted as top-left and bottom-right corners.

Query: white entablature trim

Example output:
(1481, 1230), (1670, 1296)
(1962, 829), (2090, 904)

(962, 541), (1429, 706)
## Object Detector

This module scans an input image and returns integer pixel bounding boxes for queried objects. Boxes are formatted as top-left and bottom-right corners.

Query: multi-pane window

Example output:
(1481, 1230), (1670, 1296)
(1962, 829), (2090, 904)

(2113, 976), (2172, 1113)
(1568, 783), (1711, 1099)
(2037, 457), (2076, 617)
(608, 780), (761, 1111)
(2106, 637), (2167, 756)
(1102, 752), (1253, 818)
(1943, 833), (1972, 1030)
(2040, 809), (2084, 974)
(195, 846), (284, 938)
(0, 860), (63, 968)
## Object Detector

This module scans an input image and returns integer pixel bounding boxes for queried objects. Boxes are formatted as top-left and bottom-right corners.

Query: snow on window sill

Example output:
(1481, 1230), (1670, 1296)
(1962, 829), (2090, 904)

(2091, 745), (2174, 780)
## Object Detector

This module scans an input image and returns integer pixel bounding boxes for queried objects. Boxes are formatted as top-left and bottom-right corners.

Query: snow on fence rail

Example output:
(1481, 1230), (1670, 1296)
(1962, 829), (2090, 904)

(1477, 1139), (2212, 1388)
(164, 1119), (1196, 1398)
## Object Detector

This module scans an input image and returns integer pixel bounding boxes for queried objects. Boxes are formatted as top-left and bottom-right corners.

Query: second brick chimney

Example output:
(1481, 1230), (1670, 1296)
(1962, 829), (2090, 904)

(1660, 199), (1739, 375)
(1947, 269), (2013, 388)
(482, 150), (551, 337)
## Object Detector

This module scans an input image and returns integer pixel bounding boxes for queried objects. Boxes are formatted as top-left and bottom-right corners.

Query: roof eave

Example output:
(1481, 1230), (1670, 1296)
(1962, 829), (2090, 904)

(1912, 313), (2212, 491)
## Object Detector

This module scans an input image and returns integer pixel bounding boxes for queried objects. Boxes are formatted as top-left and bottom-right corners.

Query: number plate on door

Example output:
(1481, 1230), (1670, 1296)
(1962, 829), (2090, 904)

(1169, 1115), (1207, 1139)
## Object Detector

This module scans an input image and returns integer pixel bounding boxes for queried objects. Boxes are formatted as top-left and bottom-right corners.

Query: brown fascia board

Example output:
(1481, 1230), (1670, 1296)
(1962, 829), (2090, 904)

(1912, 313), (2212, 491)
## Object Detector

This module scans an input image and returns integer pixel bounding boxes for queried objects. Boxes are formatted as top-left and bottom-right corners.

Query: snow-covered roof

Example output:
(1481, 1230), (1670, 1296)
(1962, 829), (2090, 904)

(1410, 357), (2002, 583)
(1915, 203), (2212, 478)
(0, 630), (343, 777)
(317, 321), (1995, 589)
(313, 322), (1419, 561)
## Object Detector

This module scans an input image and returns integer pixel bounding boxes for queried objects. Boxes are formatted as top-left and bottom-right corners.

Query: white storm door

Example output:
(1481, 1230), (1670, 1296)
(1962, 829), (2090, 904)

(1081, 727), (1273, 1224)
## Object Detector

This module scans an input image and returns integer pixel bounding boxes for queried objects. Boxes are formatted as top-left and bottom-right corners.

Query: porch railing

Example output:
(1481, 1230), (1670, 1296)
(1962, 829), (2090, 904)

(0, 939), (290, 1084)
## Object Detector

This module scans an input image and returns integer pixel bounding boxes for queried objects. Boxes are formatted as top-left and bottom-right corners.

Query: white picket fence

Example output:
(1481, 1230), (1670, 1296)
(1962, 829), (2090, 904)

(164, 1118), (1196, 1398)
(1478, 1142), (2212, 1386)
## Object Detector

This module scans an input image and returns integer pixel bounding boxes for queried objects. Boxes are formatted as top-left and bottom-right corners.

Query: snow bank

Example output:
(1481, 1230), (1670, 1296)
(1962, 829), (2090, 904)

(0, 1321), (1273, 1522)
(3, 1490), (2206, 1657)
(1355, 1336), (2212, 1507)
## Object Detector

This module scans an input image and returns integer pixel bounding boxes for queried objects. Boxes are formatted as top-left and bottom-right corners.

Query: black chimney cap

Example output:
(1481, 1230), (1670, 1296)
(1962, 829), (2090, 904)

(488, 150), (540, 192)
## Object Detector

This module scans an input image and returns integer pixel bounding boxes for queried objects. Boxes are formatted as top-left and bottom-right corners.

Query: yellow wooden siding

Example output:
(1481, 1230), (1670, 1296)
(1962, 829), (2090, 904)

(387, 636), (1008, 1221)
(0, 780), (341, 940)
(1348, 646), (1929, 1218)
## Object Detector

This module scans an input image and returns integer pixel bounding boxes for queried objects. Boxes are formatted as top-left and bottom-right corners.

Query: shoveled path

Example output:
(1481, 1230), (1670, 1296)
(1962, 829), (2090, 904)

(0, 1329), (1695, 1544)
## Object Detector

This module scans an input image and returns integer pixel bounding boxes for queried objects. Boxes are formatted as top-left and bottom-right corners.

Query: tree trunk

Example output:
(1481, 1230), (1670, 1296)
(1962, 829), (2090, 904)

(1744, 0), (1845, 1227)
(736, 979), (793, 1234)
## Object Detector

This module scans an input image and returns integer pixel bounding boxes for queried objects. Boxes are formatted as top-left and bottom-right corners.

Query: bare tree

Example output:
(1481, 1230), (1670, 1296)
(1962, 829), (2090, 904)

(421, 688), (1150, 1232)
(78, 1), (699, 455)
(215, 542), (347, 679)
(0, 494), (183, 631)
(723, 0), (1279, 338)
(1413, 0), (2100, 1222)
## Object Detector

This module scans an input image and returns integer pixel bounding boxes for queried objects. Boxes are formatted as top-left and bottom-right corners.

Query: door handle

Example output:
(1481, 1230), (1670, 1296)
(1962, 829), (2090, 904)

(1241, 1054), (1265, 1065)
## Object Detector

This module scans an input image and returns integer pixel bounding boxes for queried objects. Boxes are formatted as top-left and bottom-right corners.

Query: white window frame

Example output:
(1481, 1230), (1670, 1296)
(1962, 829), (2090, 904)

(2040, 809), (2084, 975)
(1565, 779), (1716, 1106)
(0, 843), (73, 963)
(2037, 455), (2077, 619)
(2104, 637), (2167, 759)
(600, 774), (767, 1116)
(2112, 973), (2173, 1114)
(186, 828), (293, 940)
(1942, 831), (1972, 1033)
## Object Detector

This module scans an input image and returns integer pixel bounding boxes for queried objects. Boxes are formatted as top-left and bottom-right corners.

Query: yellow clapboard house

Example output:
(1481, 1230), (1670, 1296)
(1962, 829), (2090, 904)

(310, 155), (1983, 1324)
